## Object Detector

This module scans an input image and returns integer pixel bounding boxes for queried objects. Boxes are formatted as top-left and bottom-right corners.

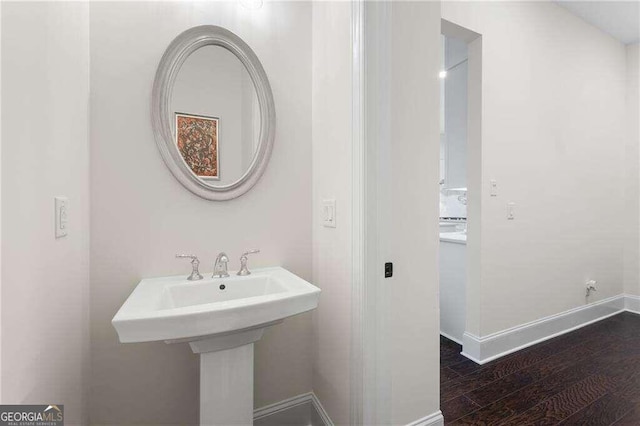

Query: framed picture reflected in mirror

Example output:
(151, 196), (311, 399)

(175, 112), (219, 180)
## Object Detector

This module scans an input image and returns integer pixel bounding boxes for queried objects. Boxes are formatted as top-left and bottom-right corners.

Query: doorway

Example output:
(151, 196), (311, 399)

(439, 19), (482, 362)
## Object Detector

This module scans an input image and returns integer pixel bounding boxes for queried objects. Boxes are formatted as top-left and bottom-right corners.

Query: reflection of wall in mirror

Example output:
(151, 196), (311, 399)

(241, 72), (260, 172)
(172, 45), (260, 185)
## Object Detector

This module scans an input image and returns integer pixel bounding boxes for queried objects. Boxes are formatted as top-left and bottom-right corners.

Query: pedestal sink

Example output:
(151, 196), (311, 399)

(112, 267), (320, 425)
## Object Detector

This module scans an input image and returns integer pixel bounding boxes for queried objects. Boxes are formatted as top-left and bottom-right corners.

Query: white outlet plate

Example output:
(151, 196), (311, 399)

(55, 197), (68, 238)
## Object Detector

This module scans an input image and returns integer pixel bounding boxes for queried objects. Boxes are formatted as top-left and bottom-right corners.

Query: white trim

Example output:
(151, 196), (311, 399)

(350, 0), (366, 424)
(439, 331), (463, 346)
(357, 2), (393, 425)
(253, 392), (313, 420)
(311, 393), (334, 426)
(405, 410), (445, 426)
(624, 293), (640, 313)
(461, 295), (627, 364)
(253, 392), (333, 426)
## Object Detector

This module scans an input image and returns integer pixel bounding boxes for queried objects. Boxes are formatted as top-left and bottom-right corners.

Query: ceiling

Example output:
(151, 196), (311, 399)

(555, 1), (640, 44)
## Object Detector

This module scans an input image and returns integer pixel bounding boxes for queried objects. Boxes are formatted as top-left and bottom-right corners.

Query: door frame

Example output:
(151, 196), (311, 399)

(350, 0), (392, 424)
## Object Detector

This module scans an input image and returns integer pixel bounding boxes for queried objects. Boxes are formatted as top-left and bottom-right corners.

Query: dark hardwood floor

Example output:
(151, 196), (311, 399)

(440, 312), (640, 425)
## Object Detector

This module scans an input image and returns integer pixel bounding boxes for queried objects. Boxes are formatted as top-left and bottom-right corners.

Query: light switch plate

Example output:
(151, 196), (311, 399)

(322, 199), (336, 228)
(55, 196), (68, 238)
(507, 202), (515, 220)
(490, 180), (498, 197)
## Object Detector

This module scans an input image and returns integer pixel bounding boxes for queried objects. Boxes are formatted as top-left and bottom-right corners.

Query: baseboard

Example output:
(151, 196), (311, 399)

(462, 294), (626, 364)
(439, 331), (463, 346)
(254, 392), (313, 421)
(405, 410), (444, 426)
(256, 299), (640, 425)
(625, 293), (640, 314)
(310, 393), (334, 426)
(254, 392), (333, 426)
(255, 393), (442, 426)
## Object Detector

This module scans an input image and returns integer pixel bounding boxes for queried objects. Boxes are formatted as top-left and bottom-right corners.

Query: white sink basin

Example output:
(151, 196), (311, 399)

(112, 266), (320, 344)
(164, 276), (286, 308)
(112, 266), (320, 425)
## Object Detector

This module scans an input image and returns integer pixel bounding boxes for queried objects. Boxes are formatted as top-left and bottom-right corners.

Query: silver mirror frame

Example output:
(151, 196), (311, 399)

(152, 25), (276, 201)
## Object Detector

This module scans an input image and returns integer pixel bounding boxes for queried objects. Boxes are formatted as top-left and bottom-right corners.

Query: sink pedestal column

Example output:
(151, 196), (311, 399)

(186, 323), (281, 426)
(200, 344), (254, 425)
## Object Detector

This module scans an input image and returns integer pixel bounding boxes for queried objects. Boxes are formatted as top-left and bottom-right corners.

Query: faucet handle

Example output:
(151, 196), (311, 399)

(176, 254), (203, 281)
(237, 249), (260, 276)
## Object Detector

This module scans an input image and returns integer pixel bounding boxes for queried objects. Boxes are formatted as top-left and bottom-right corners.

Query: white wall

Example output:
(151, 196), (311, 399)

(387, 2), (442, 422)
(89, 2), (312, 424)
(625, 42), (639, 296)
(0, 1), (3, 401)
(442, 1), (628, 335)
(311, 2), (352, 424)
(311, 4), (443, 424)
(443, 37), (468, 190)
(1, 2), (90, 424)
(439, 35), (469, 218)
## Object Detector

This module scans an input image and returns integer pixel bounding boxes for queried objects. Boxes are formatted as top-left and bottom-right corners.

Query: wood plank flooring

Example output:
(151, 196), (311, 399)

(440, 312), (640, 425)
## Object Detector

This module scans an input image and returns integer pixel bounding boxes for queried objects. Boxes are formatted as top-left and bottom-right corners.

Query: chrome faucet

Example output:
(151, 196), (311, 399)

(213, 252), (230, 278)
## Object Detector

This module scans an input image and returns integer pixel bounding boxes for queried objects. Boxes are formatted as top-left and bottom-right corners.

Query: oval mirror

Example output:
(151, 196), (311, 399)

(152, 26), (276, 200)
